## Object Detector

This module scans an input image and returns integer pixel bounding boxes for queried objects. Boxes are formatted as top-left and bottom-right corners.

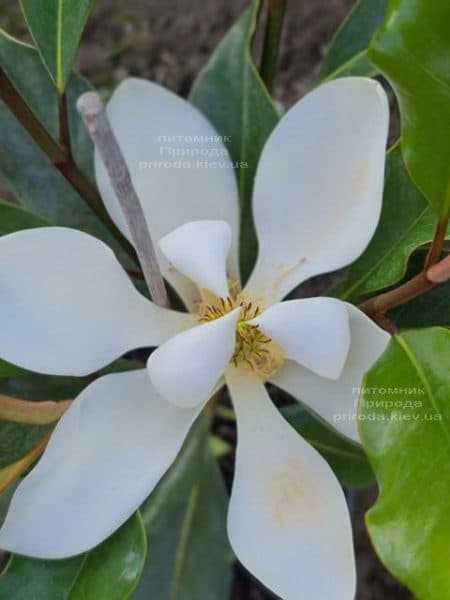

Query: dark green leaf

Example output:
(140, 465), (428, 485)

(0, 199), (49, 234)
(0, 421), (49, 470)
(190, 0), (279, 282)
(338, 145), (449, 300)
(135, 415), (232, 600)
(369, 0), (450, 217)
(0, 513), (146, 600)
(317, 0), (387, 82)
(19, 0), (95, 91)
(0, 361), (30, 379)
(360, 328), (450, 599)
(0, 31), (127, 263)
(282, 405), (374, 488)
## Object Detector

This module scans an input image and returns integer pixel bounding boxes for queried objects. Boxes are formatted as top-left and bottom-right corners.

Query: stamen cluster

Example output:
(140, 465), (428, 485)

(199, 296), (282, 377)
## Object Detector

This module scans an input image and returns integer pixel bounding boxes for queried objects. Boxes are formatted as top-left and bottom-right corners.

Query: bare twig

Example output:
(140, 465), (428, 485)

(0, 67), (138, 266)
(77, 92), (169, 307)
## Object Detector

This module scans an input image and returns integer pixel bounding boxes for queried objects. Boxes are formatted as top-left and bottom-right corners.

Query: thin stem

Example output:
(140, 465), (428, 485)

(260, 0), (287, 93)
(427, 254), (450, 284)
(360, 218), (449, 319)
(424, 218), (449, 270)
(359, 271), (434, 315)
(0, 67), (139, 266)
(77, 92), (169, 307)
(57, 91), (72, 157)
(0, 67), (64, 163)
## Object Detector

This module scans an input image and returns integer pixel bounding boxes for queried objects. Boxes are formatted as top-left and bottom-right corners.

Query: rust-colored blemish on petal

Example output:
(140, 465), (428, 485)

(265, 457), (321, 530)
(351, 159), (369, 194)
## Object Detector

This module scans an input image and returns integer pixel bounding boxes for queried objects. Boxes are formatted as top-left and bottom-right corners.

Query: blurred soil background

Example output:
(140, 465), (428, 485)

(0, 0), (409, 598)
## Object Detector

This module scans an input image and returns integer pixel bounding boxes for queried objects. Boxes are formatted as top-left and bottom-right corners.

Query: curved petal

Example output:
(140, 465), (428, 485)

(226, 367), (356, 599)
(159, 220), (231, 298)
(95, 78), (240, 307)
(246, 77), (389, 304)
(270, 304), (390, 442)
(252, 297), (350, 379)
(148, 308), (240, 408)
(0, 227), (193, 376)
(0, 370), (201, 559)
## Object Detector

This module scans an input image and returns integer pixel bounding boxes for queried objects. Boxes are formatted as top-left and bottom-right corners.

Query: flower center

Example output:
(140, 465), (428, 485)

(198, 295), (284, 378)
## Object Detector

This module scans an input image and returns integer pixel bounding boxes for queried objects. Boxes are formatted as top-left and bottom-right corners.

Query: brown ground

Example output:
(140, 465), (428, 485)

(0, 0), (411, 598)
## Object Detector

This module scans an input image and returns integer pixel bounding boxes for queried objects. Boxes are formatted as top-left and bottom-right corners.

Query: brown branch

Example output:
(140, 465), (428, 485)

(57, 91), (72, 157)
(360, 218), (449, 318)
(425, 218), (449, 269)
(359, 271), (434, 316)
(77, 92), (169, 307)
(427, 254), (450, 284)
(0, 67), (63, 163)
(0, 67), (139, 266)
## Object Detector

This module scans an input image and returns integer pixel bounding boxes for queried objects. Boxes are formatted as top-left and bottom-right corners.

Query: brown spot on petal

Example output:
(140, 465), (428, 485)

(265, 457), (321, 530)
(351, 159), (369, 194)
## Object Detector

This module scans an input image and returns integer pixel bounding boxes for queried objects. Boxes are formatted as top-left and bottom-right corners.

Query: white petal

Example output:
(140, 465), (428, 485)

(226, 367), (356, 599)
(247, 77), (389, 304)
(0, 370), (201, 559)
(0, 227), (193, 376)
(159, 220), (231, 297)
(271, 304), (390, 442)
(252, 297), (350, 379)
(148, 308), (240, 408)
(95, 78), (240, 307)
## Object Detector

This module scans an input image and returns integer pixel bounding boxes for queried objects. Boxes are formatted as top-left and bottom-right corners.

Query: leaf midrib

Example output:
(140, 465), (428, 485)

(170, 485), (200, 600)
(396, 335), (450, 444)
(303, 436), (367, 462)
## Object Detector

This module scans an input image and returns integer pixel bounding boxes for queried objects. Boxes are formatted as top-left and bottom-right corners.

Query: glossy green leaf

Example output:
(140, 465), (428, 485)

(369, 0), (450, 217)
(0, 421), (49, 470)
(338, 145), (449, 300)
(0, 513), (146, 600)
(0, 199), (49, 234)
(388, 251), (450, 328)
(317, 0), (387, 82)
(360, 328), (450, 599)
(19, 0), (95, 91)
(0, 362), (28, 378)
(0, 31), (127, 263)
(190, 0), (279, 282)
(134, 415), (232, 600)
(282, 405), (374, 488)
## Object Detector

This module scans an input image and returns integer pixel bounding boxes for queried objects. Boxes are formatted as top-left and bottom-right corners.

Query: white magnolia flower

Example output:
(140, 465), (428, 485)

(0, 77), (389, 599)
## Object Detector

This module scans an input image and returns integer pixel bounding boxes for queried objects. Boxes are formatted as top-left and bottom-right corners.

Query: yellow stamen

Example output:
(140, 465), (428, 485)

(198, 294), (284, 378)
